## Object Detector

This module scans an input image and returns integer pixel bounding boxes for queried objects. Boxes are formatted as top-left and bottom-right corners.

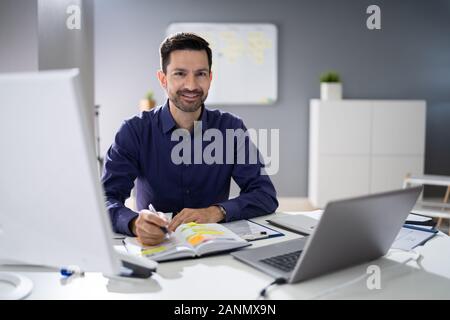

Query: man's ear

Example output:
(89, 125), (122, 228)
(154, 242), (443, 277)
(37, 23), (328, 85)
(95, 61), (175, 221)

(157, 70), (167, 89)
(209, 70), (213, 82)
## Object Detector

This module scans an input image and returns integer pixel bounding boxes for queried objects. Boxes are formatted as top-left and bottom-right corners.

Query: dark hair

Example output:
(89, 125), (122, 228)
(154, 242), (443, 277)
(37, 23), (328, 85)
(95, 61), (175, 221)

(160, 32), (212, 74)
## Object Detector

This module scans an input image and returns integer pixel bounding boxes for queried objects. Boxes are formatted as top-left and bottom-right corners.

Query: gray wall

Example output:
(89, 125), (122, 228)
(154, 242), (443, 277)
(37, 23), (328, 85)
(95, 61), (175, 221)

(0, 0), (38, 72)
(94, 0), (450, 197)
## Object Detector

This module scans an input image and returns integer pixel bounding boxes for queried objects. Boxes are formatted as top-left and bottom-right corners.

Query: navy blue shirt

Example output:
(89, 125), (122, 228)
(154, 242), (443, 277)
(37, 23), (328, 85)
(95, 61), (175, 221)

(102, 101), (278, 236)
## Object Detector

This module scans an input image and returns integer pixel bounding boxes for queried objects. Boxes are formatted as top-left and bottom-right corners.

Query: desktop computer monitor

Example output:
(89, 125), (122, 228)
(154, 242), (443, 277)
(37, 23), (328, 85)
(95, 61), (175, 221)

(0, 69), (154, 276)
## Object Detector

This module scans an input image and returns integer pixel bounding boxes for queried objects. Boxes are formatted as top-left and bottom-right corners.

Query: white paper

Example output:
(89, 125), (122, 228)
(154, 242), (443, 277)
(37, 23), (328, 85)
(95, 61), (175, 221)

(392, 227), (436, 251)
(406, 213), (432, 223)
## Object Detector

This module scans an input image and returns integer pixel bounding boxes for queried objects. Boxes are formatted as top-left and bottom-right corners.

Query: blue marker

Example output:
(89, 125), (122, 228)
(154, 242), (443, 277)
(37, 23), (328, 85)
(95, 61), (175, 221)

(60, 266), (85, 277)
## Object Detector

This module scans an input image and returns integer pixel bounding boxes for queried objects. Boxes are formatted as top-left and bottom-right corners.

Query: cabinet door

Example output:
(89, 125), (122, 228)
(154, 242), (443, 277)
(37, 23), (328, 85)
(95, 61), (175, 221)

(370, 156), (424, 193)
(314, 155), (370, 207)
(315, 101), (372, 155)
(371, 101), (426, 155)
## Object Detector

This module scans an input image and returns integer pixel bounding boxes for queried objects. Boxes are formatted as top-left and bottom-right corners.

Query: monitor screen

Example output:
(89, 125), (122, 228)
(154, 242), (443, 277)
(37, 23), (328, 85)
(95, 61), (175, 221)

(0, 69), (121, 274)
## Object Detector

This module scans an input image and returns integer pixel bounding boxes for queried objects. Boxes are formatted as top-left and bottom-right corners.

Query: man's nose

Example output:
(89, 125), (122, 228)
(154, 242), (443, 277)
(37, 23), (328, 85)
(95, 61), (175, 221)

(184, 74), (198, 90)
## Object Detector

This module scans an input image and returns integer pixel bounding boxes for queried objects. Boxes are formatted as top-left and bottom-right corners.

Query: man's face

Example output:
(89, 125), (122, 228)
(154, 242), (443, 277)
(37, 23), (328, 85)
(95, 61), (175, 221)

(158, 50), (212, 113)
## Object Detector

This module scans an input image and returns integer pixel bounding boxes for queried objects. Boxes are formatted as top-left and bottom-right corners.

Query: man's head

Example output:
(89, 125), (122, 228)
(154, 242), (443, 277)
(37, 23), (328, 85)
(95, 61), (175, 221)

(158, 33), (213, 113)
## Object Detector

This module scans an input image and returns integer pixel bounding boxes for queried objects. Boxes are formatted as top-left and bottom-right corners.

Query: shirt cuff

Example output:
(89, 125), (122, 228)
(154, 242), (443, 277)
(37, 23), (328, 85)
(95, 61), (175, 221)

(216, 200), (240, 222)
(116, 207), (139, 236)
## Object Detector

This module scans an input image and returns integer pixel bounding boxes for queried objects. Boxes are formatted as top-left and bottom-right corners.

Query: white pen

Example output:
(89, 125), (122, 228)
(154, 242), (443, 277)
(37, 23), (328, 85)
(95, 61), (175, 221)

(148, 204), (169, 235)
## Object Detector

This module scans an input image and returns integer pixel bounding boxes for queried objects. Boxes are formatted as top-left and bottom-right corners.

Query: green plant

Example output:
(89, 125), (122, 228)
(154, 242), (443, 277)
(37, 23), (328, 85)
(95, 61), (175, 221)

(145, 90), (154, 101)
(320, 71), (340, 83)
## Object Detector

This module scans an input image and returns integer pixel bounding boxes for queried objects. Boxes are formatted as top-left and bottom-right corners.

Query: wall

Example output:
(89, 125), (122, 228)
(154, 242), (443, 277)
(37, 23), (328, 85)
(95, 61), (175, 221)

(38, 0), (95, 131)
(0, 0), (38, 72)
(94, 0), (450, 197)
(0, 0), (94, 128)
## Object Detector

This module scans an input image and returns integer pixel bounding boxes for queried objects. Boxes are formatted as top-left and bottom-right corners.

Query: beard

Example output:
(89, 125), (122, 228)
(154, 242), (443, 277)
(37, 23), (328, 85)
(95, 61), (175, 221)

(169, 89), (208, 113)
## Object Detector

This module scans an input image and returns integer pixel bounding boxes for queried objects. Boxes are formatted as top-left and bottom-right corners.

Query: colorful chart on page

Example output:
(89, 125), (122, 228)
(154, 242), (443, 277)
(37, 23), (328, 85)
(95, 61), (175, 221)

(182, 223), (226, 246)
(187, 234), (206, 246)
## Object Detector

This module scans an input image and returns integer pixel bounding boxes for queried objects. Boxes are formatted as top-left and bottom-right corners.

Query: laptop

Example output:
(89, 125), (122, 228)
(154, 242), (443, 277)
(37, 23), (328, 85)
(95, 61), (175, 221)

(231, 187), (422, 283)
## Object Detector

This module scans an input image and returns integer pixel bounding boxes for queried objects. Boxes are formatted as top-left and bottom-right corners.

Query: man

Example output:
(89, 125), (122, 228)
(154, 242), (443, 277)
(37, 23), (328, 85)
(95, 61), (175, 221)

(102, 33), (278, 245)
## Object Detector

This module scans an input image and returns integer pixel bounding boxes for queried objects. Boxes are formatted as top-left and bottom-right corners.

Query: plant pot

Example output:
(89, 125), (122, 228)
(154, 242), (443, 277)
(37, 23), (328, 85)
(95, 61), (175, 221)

(139, 99), (156, 112)
(320, 83), (342, 100)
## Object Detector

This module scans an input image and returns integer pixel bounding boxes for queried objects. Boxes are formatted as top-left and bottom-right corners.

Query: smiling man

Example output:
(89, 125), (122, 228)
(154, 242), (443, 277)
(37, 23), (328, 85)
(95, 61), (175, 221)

(102, 33), (278, 245)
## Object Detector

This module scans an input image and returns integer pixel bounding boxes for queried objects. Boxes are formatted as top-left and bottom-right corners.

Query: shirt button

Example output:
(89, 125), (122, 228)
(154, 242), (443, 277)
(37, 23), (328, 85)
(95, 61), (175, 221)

(185, 189), (190, 195)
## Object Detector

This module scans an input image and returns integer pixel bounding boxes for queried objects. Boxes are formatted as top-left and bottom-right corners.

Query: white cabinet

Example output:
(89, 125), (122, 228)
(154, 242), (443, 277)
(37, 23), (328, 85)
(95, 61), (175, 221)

(308, 99), (426, 208)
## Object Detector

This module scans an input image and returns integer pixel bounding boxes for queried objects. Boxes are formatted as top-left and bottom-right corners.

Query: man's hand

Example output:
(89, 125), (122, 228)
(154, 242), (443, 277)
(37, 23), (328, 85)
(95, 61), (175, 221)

(168, 206), (225, 232)
(131, 210), (169, 246)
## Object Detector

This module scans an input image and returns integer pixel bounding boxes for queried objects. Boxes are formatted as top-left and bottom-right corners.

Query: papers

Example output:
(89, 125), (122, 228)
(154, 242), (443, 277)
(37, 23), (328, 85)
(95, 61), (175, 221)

(222, 220), (283, 241)
(392, 226), (438, 251)
(406, 213), (432, 223)
(395, 213), (437, 250)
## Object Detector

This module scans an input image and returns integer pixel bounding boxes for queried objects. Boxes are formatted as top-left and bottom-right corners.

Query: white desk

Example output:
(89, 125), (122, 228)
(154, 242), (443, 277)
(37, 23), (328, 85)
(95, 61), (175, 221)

(2, 213), (450, 300)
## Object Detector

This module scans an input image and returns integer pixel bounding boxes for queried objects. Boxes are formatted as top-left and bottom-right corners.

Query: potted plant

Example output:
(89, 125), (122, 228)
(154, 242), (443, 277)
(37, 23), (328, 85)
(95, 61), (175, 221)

(139, 90), (156, 111)
(320, 71), (342, 100)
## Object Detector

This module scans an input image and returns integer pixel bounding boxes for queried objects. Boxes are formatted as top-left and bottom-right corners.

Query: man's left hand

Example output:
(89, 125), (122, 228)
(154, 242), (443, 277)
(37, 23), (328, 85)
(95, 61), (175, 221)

(168, 206), (225, 232)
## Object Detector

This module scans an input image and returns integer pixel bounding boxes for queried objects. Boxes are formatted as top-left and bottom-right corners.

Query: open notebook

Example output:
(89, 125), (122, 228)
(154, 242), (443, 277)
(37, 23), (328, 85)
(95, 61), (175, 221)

(124, 222), (250, 262)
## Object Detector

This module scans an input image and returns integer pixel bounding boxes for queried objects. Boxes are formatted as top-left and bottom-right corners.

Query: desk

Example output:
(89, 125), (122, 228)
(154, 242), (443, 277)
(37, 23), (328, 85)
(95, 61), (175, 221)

(1, 213), (450, 299)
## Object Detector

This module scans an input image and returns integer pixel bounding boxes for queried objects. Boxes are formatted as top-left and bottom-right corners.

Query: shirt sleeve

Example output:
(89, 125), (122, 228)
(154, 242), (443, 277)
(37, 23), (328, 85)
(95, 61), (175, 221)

(101, 120), (141, 236)
(217, 120), (278, 221)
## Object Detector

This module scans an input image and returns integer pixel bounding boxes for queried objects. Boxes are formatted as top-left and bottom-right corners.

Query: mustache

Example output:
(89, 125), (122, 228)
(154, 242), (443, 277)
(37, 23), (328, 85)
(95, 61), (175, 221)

(177, 89), (203, 96)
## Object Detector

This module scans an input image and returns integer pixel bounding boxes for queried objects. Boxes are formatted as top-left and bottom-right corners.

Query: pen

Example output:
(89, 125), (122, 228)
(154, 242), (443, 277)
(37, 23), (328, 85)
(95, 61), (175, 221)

(148, 204), (169, 235)
(60, 265), (85, 277)
(242, 231), (270, 241)
(403, 224), (438, 234)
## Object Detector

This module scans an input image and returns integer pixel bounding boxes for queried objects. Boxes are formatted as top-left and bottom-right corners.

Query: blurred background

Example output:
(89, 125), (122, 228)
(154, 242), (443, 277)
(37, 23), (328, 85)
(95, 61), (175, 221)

(1, 0), (449, 230)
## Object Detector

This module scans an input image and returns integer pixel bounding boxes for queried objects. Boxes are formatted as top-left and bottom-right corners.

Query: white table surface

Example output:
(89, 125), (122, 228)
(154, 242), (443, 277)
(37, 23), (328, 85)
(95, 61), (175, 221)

(1, 212), (450, 300)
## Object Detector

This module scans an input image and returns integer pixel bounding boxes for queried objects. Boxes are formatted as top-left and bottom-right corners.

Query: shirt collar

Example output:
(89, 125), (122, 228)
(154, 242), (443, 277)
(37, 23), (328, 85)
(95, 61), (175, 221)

(199, 103), (209, 132)
(161, 100), (177, 134)
(161, 99), (209, 134)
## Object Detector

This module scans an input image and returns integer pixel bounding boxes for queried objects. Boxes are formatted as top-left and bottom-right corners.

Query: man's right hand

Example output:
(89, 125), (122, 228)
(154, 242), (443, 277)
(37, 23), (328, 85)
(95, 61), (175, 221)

(131, 210), (169, 246)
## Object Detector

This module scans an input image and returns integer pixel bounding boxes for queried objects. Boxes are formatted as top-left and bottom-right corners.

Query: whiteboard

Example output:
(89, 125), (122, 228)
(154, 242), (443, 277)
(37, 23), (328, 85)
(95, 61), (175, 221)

(167, 23), (278, 105)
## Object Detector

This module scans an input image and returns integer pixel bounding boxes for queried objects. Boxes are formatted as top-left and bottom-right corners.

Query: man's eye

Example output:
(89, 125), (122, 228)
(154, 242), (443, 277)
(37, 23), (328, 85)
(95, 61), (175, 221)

(197, 72), (207, 77)
(174, 72), (184, 76)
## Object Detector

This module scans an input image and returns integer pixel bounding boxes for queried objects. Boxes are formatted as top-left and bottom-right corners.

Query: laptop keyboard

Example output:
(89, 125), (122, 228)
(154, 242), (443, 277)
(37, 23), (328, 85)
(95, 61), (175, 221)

(260, 250), (302, 272)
